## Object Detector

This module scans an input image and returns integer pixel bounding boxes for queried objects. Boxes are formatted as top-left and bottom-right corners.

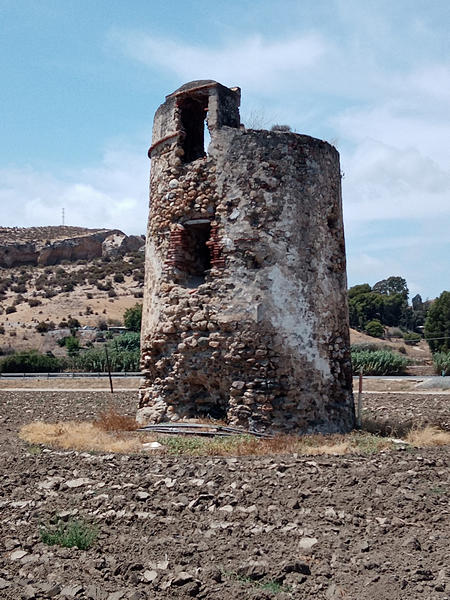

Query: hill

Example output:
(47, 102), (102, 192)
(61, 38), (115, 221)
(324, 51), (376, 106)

(0, 227), (145, 354)
(0, 226), (144, 267)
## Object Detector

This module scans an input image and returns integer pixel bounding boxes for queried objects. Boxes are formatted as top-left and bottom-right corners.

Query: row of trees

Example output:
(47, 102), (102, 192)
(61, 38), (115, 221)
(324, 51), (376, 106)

(348, 276), (449, 354)
(348, 276), (429, 331)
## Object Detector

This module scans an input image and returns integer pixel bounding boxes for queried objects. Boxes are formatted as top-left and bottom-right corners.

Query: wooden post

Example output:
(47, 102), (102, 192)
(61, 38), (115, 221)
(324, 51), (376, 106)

(357, 370), (363, 428)
(104, 345), (114, 394)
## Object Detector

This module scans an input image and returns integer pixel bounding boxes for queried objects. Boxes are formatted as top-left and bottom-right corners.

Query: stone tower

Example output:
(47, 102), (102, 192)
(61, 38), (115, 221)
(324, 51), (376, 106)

(138, 80), (354, 433)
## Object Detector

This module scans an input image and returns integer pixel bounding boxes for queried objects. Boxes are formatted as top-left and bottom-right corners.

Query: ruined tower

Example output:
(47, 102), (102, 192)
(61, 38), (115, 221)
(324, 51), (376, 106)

(138, 80), (354, 433)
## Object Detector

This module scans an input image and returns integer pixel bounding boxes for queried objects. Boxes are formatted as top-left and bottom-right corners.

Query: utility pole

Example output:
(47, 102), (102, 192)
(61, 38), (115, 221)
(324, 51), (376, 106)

(62, 207), (65, 226)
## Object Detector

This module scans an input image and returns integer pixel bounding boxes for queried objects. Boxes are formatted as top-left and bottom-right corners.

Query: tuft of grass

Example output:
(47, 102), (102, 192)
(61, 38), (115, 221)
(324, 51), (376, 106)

(352, 432), (392, 454)
(26, 444), (43, 455)
(39, 519), (98, 550)
(406, 426), (450, 447)
(93, 406), (138, 432)
(223, 571), (291, 594)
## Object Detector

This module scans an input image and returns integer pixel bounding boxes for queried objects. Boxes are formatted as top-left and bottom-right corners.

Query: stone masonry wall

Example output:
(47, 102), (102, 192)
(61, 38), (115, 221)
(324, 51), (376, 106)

(139, 81), (354, 433)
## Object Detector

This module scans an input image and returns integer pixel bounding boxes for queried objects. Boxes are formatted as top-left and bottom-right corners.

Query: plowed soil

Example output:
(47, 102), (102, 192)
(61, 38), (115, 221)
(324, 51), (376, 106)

(0, 390), (449, 600)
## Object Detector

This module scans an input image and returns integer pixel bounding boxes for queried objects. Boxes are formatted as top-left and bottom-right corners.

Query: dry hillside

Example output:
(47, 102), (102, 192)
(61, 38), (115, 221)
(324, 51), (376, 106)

(0, 235), (145, 354)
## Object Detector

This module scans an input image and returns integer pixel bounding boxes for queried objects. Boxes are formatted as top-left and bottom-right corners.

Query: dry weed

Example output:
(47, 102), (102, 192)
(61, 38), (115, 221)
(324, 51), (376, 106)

(406, 426), (450, 447)
(19, 421), (146, 454)
(93, 406), (138, 432)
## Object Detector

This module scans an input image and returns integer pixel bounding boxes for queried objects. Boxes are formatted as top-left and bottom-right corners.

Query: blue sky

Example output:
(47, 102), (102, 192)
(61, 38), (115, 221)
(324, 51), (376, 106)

(0, 0), (449, 299)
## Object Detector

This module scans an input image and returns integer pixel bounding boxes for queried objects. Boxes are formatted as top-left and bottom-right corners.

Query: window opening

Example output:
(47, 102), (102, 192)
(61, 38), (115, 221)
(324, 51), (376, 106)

(179, 96), (209, 163)
(183, 221), (211, 286)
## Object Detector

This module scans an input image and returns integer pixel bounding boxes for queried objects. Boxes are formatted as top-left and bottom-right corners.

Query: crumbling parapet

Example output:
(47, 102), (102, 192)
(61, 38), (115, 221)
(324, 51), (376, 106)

(138, 80), (354, 433)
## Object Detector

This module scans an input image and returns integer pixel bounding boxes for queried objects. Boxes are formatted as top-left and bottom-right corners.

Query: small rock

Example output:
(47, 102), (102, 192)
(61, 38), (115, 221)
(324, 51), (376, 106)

(61, 584), (84, 597)
(237, 561), (268, 581)
(39, 583), (61, 598)
(402, 536), (421, 550)
(10, 549), (28, 560)
(142, 441), (162, 450)
(107, 592), (125, 600)
(65, 478), (92, 488)
(172, 571), (194, 585)
(0, 578), (11, 590)
(136, 491), (150, 500)
(142, 569), (158, 583)
(283, 560), (311, 575)
(358, 540), (370, 553)
(298, 537), (318, 552)
(38, 476), (63, 490)
(21, 584), (37, 599)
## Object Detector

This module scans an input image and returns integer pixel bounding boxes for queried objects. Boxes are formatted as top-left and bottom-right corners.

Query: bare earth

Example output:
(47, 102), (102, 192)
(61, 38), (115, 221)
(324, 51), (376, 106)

(0, 389), (449, 600)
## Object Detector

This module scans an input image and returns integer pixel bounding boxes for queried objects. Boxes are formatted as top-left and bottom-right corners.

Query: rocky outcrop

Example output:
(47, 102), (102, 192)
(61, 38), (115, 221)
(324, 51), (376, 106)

(102, 233), (145, 258)
(0, 227), (145, 268)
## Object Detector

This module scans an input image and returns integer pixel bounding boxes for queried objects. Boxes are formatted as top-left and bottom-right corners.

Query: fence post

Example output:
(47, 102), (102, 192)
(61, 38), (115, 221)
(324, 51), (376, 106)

(104, 345), (114, 393)
(357, 369), (363, 428)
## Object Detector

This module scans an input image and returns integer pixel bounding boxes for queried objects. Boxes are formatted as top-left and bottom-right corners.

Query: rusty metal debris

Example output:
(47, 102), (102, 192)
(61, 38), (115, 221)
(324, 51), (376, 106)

(137, 422), (273, 438)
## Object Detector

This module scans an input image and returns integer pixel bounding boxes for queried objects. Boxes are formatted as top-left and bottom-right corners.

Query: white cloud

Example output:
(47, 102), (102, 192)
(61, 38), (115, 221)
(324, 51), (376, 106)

(110, 31), (328, 93)
(0, 147), (149, 235)
(341, 138), (450, 222)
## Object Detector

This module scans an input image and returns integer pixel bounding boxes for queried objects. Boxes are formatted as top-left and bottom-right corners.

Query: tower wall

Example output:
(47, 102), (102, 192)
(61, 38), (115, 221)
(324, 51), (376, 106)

(139, 81), (354, 433)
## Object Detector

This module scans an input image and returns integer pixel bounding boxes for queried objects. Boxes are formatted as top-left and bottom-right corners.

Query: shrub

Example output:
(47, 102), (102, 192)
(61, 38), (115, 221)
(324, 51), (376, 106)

(97, 318), (108, 331)
(123, 303), (142, 332)
(65, 336), (81, 356)
(57, 336), (69, 347)
(0, 326), (5, 335)
(28, 298), (42, 307)
(365, 320), (384, 338)
(67, 317), (80, 330)
(433, 352), (450, 376)
(5, 306), (16, 314)
(39, 519), (97, 550)
(351, 349), (409, 375)
(113, 273), (124, 283)
(35, 321), (55, 333)
(0, 350), (64, 373)
(113, 332), (140, 352)
(403, 332), (421, 345)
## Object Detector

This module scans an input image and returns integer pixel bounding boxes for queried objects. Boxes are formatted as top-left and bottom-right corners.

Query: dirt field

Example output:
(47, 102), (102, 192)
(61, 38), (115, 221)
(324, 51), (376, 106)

(0, 389), (449, 600)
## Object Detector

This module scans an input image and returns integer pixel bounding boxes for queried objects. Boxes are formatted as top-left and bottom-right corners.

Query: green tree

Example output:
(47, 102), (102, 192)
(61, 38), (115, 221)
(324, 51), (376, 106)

(348, 292), (383, 329)
(123, 304), (142, 333)
(424, 291), (450, 353)
(380, 293), (408, 327)
(348, 283), (371, 299)
(373, 276), (408, 300)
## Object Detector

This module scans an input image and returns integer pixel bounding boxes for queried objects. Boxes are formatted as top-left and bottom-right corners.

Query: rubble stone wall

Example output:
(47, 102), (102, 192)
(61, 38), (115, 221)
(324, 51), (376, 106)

(139, 80), (354, 433)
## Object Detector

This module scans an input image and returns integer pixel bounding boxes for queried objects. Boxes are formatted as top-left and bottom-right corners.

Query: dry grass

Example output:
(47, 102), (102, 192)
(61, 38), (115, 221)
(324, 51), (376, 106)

(406, 425), (450, 447)
(19, 421), (146, 454)
(18, 406), (450, 456)
(93, 406), (138, 432)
